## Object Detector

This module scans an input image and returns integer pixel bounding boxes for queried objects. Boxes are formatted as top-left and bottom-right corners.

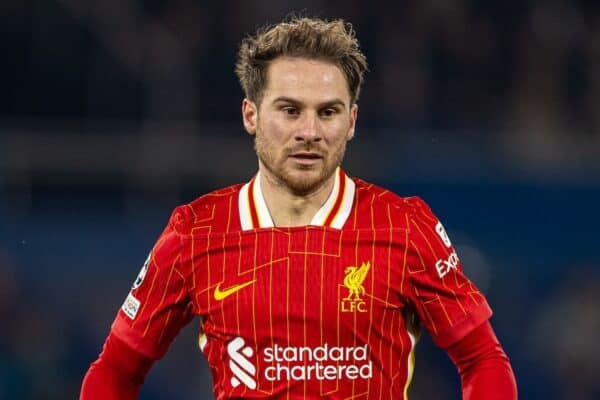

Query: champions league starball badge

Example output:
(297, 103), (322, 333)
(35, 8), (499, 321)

(132, 252), (151, 290)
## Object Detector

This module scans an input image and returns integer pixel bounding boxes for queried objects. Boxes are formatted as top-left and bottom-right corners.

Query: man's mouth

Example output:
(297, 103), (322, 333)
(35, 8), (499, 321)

(291, 152), (322, 159)
(289, 151), (323, 166)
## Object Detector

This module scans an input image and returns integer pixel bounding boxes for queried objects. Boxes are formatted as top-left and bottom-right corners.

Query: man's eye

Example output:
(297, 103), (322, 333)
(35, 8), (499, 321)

(321, 108), (337, 117)
(282, 107), (298, 115)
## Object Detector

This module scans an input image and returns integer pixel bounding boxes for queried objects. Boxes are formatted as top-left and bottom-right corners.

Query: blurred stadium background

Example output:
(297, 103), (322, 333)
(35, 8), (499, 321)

(1, 0), (599, 399)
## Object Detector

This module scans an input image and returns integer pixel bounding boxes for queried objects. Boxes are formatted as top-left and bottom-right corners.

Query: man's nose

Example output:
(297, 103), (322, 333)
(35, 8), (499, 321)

(295, 112), (321, 142)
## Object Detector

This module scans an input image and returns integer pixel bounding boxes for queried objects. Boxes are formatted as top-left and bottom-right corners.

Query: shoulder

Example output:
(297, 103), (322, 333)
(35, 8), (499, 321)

(167, 183), (244, 236)
(351, 177), (434, 224)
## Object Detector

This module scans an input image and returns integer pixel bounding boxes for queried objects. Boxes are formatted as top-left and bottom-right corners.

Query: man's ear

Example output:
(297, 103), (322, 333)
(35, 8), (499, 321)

(242, 99), (258, 135)
(347, 103), (358, 141)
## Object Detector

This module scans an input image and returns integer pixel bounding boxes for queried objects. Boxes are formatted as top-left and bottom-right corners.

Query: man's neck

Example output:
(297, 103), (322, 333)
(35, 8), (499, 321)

(258, 169), (336, 227)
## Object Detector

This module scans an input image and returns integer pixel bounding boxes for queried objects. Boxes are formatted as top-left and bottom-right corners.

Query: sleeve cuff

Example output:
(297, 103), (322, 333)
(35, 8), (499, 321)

(110, 318), (167, 360)
(432, 301), (493, 349)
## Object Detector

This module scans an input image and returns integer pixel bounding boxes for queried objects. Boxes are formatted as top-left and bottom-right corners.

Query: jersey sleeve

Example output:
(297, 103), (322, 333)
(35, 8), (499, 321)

(111, 206), (194, 359)
(404, 197), (492, 348)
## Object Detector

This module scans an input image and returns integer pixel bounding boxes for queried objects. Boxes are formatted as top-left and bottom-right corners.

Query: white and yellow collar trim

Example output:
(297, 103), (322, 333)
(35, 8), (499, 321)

(238, 167), (355, 230)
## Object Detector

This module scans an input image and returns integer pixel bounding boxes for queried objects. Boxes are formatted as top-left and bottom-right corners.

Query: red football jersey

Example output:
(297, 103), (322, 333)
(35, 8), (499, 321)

(112, 168), (492, 399)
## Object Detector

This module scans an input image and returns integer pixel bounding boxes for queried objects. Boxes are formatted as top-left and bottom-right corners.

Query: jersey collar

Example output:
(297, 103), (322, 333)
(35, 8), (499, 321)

(238, 167), (355, 230)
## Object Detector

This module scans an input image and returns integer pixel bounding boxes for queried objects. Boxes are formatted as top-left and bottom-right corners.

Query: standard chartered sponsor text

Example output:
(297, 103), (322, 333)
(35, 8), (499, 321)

(262, 343), (372, 381)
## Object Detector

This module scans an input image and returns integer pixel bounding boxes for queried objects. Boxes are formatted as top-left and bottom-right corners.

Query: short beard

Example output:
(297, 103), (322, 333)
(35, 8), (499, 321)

(255, 138), (346, 197)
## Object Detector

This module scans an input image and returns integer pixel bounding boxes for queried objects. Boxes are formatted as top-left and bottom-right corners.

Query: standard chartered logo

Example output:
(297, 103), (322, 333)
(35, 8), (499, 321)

(263, 343), (372, 381)
(227, 337), (372, 389)
(227, 337), (257, 389)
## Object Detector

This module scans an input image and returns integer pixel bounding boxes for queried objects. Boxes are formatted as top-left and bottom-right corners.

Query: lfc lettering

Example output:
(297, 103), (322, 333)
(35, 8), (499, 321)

(341, 299), (367, 312)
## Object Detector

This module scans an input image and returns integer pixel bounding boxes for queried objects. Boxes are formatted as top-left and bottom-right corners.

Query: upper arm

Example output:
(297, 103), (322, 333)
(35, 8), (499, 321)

(403, 197), (492, 347)
(111, 207), (194, 359)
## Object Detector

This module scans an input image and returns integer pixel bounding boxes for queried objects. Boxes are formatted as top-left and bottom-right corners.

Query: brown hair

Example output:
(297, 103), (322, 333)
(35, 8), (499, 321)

(235, 17), (368, 106)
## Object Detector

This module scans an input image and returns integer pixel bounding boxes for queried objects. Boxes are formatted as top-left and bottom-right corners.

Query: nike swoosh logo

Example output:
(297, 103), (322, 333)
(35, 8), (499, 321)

(214, 280), (256, 301)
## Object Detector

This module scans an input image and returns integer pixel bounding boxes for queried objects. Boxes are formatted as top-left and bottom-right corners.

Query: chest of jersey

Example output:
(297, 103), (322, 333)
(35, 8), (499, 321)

(189, 227), (410, 344)
(187, 226), (416, 397)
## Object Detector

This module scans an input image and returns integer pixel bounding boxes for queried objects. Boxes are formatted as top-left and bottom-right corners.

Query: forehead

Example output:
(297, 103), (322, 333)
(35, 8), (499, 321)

(263, 57), (350, 103)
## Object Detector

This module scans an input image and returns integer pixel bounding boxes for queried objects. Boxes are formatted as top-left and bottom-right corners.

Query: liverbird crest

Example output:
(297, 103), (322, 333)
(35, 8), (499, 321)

(343, 261), (371, 301)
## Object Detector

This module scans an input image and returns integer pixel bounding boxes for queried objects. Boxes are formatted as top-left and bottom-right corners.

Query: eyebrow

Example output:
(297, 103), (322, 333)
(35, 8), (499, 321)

(271, 96), (347, 109)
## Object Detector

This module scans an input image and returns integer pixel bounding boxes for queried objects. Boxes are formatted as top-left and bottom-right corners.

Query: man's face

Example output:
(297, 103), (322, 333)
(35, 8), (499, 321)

(242, 57), (357, 196)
